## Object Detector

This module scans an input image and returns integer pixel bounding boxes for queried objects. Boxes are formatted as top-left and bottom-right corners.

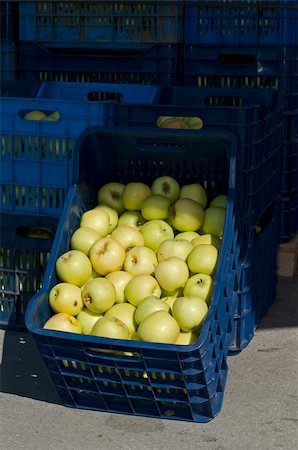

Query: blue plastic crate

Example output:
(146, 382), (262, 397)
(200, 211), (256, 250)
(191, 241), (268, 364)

(184, 0), (298, 45)
(25, 127), (245, 422)
(114, 86), (283, 227)
(229, 200), (279, 353)
(0, 41), (16, 81)
(19, 1), (183, 45)
(0, 213), (58, 330)
(18, 42), (182, 86)
(0, 81), (160, 216)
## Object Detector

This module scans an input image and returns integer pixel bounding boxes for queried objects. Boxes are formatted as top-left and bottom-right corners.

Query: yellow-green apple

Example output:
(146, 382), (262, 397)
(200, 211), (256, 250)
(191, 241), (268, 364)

(140, 194), (171, 220)
(160, 119), (188, 129)
(94, 204), (118, 233)
(76, 307), (103, 334)
(91, 316), (129, 339)
(175, 331), (199, 345)
(56, 250), (92, 287)
(122, 182), (151, 211)
(183, 273), (214, 304)
(138, 310), (180, 344)
(172, 295), (209, 332)
(89, 237), (125, 275)
(192, 233), (221, 251)
(179, 183), (207, 208)
(135, 296), (170, 325)
(169, 198), (204, 232)
(105, 270), (133, 303)
(162, 296), (177, 312)
(209, 194), (227, 208)
(124, 246), (158, 276)
(24, 110), (47, 120)
(151, 175), (180, 204)
(161, 287), (183, 298)
(187, 244), (218, 275)
(43, 313), (82, 333)
(184, 117), (203, 130)
(200, 207), (226, 238)
(130, 330), (142, 341)
(157, 238), (193, 262)
(111, 225), (144, 251)
(70, 226), (101, 255)
(104, 303), (137, 334)
(80, 208), (110, 237)
(117, 210), (146, 229)
(81, 277), (116, 313)
(124, 274), (162, 307)
(140, 219), (174, 252)
(97, 182), (125, 214)
(175, 231), (200, 241)
(155, 257), (189, 292)
(49, 282), (83, 316)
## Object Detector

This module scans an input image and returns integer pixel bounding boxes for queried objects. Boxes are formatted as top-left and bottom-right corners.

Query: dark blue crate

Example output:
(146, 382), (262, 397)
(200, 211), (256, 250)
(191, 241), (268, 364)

(0, 213), (58, 330)
(229, 200), (279, 353)
(0, 81), (160, 216)
(19, 1), (183, 45)
(184, 0), (298, 45)
(25, 127), (243, 422)
(0, 80), (41, 98)
(18, 42), (182, 86)
(114, 86), (283, 227)
(0, 41), (16, 81)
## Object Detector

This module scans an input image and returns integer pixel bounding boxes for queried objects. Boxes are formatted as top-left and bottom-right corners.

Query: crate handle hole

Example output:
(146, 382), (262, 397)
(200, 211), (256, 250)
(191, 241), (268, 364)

(85, 346), (141, 359)
(219, 54), (256, 66)
(157, 116), (203, 130)
(16, 226), (55, 239)
(20, 109), (60, 122)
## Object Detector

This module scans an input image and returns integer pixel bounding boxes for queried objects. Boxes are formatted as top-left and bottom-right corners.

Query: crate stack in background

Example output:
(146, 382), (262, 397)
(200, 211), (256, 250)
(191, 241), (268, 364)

(0, 0), (297, 422)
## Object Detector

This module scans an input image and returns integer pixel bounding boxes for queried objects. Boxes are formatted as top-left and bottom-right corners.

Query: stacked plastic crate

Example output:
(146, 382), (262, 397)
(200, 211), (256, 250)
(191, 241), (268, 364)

(182, 0), (297, 351)
(0, 0), (17, 80)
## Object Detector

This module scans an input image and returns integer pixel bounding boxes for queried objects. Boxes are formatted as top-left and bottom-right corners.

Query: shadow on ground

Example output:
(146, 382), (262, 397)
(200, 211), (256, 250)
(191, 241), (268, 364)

(0, 329), (62, 405)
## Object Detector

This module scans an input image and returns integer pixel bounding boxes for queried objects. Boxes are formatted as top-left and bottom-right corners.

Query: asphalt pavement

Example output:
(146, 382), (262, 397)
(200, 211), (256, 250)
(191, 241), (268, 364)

(0, 278), (297, 450)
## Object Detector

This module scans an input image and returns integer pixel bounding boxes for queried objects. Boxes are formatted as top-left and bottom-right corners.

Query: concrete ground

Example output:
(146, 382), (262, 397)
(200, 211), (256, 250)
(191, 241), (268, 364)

(0, 278), (297, 450)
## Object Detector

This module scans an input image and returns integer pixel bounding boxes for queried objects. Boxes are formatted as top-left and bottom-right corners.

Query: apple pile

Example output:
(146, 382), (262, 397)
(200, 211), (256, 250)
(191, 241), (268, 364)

(43, 176), (227, 346)
(157, 116), (203, 130)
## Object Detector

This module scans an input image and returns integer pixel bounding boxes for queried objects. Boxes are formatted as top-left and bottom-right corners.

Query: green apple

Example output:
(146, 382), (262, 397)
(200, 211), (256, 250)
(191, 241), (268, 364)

(162, 296), (177, 312)
(94, 204), (119, 233)
(169, 198), (204, 232)
(140, 219), (174, 252)
(157, 238), (193, 262)
(23, 110), (47, 120)
(192, 233), (222, 251)
(138, 310), (180, 344)
(183, 273), (214, 304)
(135, 296), (170, 325)
(111, 225), (144, 251)
(49, 282), (84, 316)
(80, 208), (110, 237)
(117, 210), (147, 229)
(200, 207), (226, 238)
(105, 270), (133, 303)
(76, 307), (103, 334)
(104, 303), (137, 334)
(175, 231), (200, 241)
(172, 295), (209, 333)
(89, 237), (126, 275)
(161, 287), (183, 298)
(209, 194), (227, 208)
(91, 316), (129, 339)
(184, 117), (203, 130)
(97, 182), (125, 214)
(43, 313), (82, 334)
(187, 244), (218, 275)
(179, 183), (207, 208)
(155, 257), (189, 292)
(70, 226), (102, 255)
(81, 277), (116, 313)
(122, 182), (151, 211)
(141, 194), (171, 220)
(175, 331), (199, 345)
(151, 175), (180, 204)
(124, 274), (161, 307)
(124, 246), (158, 276)
(55, 250), (93, 287)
